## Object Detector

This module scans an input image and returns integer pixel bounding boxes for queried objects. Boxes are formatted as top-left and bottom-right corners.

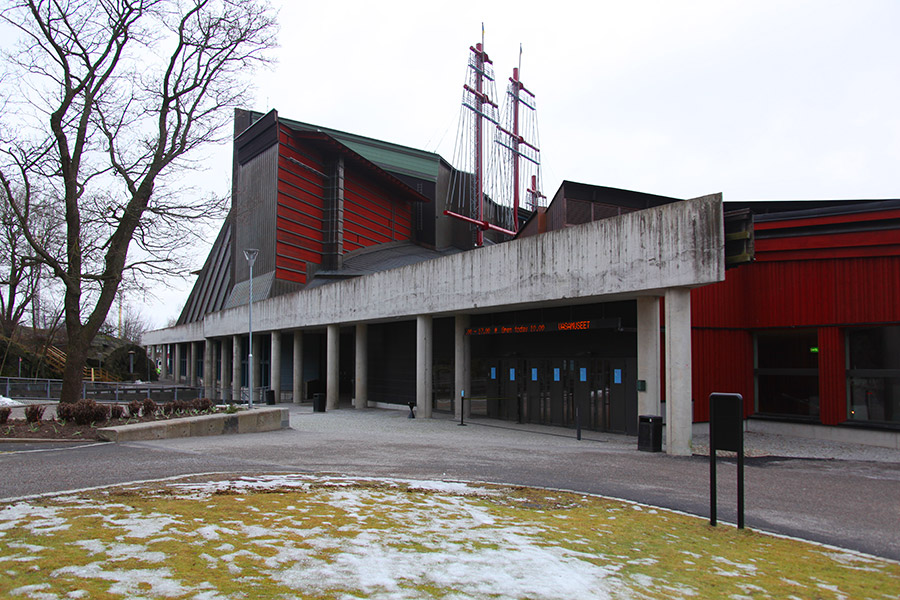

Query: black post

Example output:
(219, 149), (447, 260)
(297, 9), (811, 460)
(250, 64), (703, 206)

(710, 398), (717, 526)
(709, 393), (744, 529)
(575, 397), (582, 441)
(737, 445), (745, 529)
(458, 390), (466, 426)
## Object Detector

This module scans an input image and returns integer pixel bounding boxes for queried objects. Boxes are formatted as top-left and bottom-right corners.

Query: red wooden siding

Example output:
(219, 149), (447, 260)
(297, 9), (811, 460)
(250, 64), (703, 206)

(274, 126), (327, 284)
(343, 173), (413, 252)
(691, 213), (900, 424)
(694, 256), (900, 329)
(691, 328), (754, 421)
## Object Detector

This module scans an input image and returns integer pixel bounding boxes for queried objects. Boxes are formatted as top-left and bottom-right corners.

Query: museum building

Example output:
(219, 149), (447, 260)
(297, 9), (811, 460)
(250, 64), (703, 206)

(142, 108), (900, 453)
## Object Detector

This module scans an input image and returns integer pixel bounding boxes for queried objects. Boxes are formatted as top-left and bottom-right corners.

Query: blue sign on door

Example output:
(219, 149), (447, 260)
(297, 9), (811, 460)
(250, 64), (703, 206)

(554, 368), (560, 381)
(614, 369), (622, 384)
(509, 368), (515, 381)
(491, 367), (496, 380)
(531, 368), (538, 381)
(580, 368), (587, 382)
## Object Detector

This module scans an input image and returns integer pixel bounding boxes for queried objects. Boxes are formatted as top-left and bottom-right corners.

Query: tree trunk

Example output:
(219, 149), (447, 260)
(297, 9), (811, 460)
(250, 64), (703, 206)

(60, 336), (88, 403)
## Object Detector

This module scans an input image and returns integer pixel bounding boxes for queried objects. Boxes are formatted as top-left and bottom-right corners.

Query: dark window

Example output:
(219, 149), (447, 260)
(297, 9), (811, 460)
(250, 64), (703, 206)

(755, 330), (819, 418)
(847, 326), (900, 424)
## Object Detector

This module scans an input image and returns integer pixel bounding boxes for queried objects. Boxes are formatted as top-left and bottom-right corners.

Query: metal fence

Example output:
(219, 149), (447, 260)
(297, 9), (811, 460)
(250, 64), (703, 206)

(1, 377), (204, 404)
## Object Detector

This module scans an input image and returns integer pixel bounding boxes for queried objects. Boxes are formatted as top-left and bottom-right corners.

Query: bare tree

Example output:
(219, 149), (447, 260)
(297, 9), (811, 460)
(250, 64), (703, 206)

(0, 0), (276, 402)
(0, 188), (61, 337)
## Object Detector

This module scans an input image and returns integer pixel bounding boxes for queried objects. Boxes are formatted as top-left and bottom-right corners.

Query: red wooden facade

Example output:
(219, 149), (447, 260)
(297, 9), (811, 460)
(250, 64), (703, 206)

(691, 205), (900, 425)
(273, 125), (416, 285)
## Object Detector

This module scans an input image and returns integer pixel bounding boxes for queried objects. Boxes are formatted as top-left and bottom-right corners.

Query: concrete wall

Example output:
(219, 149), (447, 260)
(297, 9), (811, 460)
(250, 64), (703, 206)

(143, 195), (723, 344)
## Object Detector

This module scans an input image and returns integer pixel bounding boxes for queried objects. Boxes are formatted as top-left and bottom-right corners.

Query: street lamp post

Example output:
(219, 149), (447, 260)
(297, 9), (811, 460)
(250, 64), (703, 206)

(244, 249), (259, 408)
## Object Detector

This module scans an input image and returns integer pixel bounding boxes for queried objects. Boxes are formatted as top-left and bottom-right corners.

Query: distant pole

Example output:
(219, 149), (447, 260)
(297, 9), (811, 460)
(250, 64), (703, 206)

(244, 249), (259, 408)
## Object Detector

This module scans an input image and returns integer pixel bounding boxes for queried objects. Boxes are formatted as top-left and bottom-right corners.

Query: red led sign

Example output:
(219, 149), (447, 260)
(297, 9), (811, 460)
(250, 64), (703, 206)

(466, 320), (599, 336)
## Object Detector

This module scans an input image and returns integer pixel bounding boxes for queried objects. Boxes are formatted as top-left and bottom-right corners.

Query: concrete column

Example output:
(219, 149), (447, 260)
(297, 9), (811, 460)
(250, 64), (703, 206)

(271, 331), (282, 404)
(174, 343), (182, 383)
(355, 324), (368, 409)
(221, 338), (232, 402)
(664, 287), (693, 456)
(292, 331), (303, 404)
(454, 314), (471, 419)
(232, 335), (242, 403)
(150, 346), (158, 378)
(637, 296), (662, 419)
(160, 344), (168, 379)
(416, 315), (433, 418)
(326, 324), (340, 410)
(203, 340), (214, 399)
(251, 334), (261, 405)
(189, 341), (198, 387)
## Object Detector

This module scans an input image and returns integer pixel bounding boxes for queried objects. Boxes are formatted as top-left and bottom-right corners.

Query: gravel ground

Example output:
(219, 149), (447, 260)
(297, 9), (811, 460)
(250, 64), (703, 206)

(691, 431), (900, 463)
(4, 397), (900, 463)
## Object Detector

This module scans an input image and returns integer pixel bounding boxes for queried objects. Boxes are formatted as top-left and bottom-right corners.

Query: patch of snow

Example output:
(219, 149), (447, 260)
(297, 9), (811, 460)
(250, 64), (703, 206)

(51, 564), (189, 598)
(8, 582), (58, 599)
(74, 539), (166, 563)
(101, 511), (180, 539)
(0, 396), (23, 407)
(0, 503), (70, 534)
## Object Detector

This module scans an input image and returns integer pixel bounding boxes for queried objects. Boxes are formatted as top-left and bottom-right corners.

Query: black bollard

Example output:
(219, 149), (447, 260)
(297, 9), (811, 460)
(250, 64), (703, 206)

(407, 401), (416, 419)
(458, 391), (466, 426)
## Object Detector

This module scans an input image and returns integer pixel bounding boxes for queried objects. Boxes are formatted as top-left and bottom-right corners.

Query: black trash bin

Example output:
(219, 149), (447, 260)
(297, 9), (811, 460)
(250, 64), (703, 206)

(265, 389), (275, 405)
(638, 415), (663, 452)
(313, 393), (326, 412)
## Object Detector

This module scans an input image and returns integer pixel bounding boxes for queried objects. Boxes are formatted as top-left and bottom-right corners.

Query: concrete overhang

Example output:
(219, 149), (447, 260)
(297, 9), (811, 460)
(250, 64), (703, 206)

(143, 194), (724, 345)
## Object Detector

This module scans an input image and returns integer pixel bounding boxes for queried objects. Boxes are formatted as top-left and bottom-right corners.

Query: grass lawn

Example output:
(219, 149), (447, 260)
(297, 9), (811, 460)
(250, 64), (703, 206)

(1, 474), (897, 599)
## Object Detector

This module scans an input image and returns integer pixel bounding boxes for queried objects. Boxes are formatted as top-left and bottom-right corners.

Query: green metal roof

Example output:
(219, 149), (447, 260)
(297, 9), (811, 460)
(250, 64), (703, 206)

(257, 112), (442, 182)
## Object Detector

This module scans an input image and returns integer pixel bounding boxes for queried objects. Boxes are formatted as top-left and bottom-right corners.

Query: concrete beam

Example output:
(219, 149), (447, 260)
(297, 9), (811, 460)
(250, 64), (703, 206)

(637, 296), (661, 419)
(271, 330), (282, 404)
(292, 331), (303, 404)
(326, 324), (339, 410)
(221, 338), (231, 402)
(189, 341), (198, 387)
(416, 315), (433, 418)
(665, 287), (693, 456)
(142, 196), (724, 345)
(174, 344), (182, 383)
(454, 314), (471, 420)
(355, 324), (367, 408)
(232, 335), (241, 403)
(203, 340), (214, 399)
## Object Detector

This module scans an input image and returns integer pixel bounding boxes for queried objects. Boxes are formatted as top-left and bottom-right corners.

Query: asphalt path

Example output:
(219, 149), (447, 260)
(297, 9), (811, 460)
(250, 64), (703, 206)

(2, 406), (899, 561)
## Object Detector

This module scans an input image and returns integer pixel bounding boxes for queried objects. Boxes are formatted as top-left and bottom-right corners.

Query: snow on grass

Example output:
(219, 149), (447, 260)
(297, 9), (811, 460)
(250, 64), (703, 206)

(1, 474), (898, 600)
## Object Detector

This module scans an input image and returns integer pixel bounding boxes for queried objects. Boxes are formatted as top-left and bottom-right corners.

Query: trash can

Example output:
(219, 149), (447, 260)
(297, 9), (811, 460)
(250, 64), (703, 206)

(265, 389), (276, 405)
(638, 415), (663, 452)
(313, 393), (326, 412)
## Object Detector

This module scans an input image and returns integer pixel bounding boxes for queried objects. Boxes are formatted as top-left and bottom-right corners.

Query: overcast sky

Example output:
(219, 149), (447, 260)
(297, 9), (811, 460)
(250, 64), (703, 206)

(146, 0), (900, 328)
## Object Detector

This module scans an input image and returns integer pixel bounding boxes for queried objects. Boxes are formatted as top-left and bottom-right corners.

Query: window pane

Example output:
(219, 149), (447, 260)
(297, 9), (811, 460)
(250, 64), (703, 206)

(849, 326), (900, 370)
(849, 377), (900, 424)
(757, 374), (819, 417)
(757, 330), (818, 369)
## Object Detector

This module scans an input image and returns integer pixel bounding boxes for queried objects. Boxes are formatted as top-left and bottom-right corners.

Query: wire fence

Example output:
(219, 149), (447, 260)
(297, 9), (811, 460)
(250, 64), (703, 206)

(0, 377), (205, 404)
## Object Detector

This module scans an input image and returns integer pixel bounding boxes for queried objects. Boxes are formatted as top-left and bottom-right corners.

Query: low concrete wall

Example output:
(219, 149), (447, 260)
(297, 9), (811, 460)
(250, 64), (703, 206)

(96, 407), (289, 442)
